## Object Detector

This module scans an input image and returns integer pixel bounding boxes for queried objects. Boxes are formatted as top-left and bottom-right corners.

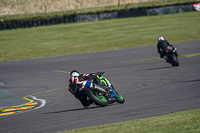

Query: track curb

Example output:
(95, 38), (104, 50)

(0, 96), (38, 117)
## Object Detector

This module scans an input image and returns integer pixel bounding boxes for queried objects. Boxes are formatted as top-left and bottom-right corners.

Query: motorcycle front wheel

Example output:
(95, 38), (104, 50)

(116, 91), (125, 104)
(111, 85), (125, 104)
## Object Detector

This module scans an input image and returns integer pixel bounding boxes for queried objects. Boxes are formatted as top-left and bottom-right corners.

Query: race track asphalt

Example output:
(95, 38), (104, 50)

(0, 41), (199, 133)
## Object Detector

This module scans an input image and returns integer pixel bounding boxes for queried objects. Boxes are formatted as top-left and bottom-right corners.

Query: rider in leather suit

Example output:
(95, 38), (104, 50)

(157, 36), (178, 62)
(68, 70), (111, 108)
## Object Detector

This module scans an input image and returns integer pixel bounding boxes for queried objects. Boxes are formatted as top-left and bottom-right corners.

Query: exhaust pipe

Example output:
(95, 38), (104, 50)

(93, 84), (106, 93)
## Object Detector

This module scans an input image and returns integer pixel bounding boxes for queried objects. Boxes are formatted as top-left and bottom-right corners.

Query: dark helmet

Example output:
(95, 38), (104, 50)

(70, 70), (80, 77)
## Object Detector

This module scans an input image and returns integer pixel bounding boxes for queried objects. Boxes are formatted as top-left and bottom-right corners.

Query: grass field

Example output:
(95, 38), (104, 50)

(0, 11), (200, 132)
(0, 107), (8, 113)
(58, 108), (200, 133)
(0, 11), (200, 62)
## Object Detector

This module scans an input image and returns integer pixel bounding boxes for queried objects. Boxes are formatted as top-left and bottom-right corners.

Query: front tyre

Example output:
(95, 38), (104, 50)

(111, 85), (125, 104)
(86, 90), (108, 107)
(116, 91), (125, 104)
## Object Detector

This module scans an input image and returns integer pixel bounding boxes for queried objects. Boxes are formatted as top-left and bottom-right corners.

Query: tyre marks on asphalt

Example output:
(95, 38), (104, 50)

(1, 53), (198, 117)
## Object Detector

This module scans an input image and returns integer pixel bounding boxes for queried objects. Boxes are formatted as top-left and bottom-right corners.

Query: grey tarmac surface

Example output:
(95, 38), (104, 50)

(0, 87), (28, 107)
(0, 41), (200, 133)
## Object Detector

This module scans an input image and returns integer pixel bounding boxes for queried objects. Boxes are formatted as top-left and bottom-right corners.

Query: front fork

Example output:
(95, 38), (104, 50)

(109, 87), (118, 98)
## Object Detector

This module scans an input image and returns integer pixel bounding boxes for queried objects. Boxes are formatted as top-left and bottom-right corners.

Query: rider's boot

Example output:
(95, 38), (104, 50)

(83, 100), (93, 108)
(163, 56), (170, 63)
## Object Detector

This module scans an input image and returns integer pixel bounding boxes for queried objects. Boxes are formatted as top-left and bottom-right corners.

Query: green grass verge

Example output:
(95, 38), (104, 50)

(58, 108), (200, 133)
(121, 53), (200, 63)
(0, 107), (8, 113)
(0, 11), (200, 62)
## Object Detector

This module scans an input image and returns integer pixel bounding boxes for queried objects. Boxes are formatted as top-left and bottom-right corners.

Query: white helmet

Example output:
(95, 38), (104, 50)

(158, 36), (164, 41)
(70, 70), (80, 77)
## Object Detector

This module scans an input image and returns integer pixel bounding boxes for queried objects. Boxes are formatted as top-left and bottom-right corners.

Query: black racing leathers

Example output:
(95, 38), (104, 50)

(69, 73), (107, 107)
(157, 40), (178, 58)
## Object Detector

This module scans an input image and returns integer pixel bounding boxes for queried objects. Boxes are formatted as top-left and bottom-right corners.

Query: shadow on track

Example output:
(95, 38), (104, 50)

(178, 79), (200, 83)
(43, 104), (120, 114)
(43, 106), (100, 114)
(137, 66), (172, 71)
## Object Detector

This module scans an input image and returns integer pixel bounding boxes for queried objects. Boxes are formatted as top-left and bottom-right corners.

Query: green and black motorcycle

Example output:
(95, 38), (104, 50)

(69, 72), (125, 107)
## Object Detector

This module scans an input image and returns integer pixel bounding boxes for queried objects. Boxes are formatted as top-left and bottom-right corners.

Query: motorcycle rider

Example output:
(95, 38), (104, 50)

(157, 36), (178, 62)
(68, 70), (111, 108)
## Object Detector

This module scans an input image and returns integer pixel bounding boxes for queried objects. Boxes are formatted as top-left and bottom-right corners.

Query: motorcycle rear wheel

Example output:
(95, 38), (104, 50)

(169, 54), (179, 66)
(87, 90), (108, 107)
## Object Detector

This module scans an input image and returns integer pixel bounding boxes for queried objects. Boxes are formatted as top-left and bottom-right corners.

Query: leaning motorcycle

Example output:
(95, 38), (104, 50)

(164, 46), (179, 67)
(69, 74), (125, 107)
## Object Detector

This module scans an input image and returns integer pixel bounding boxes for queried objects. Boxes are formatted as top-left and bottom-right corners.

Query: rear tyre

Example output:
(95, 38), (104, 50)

(169, 54), (179, 67)
(86, 90), (108, 107)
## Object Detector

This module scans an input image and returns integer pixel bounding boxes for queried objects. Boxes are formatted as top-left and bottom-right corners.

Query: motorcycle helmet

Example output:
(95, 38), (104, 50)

(158, 36), (164, 41)
(70, 70), (80, 77)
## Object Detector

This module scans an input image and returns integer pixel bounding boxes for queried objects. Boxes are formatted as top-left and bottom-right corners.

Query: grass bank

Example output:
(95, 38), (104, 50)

(58, 108), (200, 133)
(0, 11), (199, 62)
(0, 107), (8, 113)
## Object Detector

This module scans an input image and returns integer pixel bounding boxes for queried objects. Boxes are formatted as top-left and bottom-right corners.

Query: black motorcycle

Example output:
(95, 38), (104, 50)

(164, 46), (179, 66)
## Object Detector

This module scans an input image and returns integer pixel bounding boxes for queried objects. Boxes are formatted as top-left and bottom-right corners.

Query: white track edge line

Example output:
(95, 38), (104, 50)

(0, 96), (46, 118)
